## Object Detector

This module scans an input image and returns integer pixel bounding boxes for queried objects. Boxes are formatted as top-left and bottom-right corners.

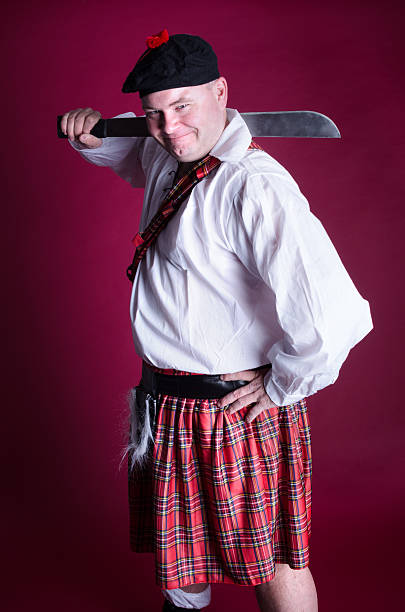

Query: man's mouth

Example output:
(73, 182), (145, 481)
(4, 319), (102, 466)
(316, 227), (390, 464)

(163, 131), (194, 142)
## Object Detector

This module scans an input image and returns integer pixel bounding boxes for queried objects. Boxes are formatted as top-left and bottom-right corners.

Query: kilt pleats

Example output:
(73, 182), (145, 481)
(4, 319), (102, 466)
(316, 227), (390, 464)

(128, 390), (311, 589)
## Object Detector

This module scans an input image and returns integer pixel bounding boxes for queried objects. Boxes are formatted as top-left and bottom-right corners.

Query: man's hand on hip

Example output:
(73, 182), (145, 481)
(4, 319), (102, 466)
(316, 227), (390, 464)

(217, 366), (279, 423)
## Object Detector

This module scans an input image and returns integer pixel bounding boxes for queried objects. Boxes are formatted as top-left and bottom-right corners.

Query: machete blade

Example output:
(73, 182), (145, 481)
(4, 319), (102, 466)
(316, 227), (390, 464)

(57, 111), (341, 139)
(241, 111), (341, 138)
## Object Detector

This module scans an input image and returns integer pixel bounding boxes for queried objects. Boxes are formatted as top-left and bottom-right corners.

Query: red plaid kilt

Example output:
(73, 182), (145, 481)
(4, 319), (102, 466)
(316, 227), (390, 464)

(128, 368), (312, 589)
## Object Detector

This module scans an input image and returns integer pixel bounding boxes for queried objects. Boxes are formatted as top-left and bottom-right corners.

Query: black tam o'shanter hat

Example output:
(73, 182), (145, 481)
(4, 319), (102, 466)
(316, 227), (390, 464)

(122, 29), (220, 97)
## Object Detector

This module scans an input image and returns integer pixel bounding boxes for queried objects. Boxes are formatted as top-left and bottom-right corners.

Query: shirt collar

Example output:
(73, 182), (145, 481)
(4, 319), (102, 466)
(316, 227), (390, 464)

(210, 108), (252, 163)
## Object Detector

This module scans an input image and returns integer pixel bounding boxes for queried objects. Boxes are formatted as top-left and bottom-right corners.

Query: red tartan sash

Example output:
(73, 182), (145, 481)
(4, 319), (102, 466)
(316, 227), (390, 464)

(126, 140), (263, 283)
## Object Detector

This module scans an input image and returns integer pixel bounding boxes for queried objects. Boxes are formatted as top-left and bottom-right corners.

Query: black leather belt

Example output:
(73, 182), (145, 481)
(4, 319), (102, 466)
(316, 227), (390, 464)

(141, 362), (248, 399)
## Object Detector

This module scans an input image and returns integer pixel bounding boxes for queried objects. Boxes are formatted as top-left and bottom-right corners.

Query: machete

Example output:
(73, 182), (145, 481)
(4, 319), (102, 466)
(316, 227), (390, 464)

(57, 111), (340, 139)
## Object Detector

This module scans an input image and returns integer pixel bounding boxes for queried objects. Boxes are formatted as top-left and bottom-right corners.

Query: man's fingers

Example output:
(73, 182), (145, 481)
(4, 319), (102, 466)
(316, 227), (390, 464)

(66, 109), (82, 140)
(60, 113), (69, 135)
(226, 391), (258, 414)
(218, 365), (277, 422)
(83, 110), (101, 134)
(78, 133), (103, 149)
(221, 369), (259, 383)
(61, 107), (103, 148)
(61, 107), (99, 140)
(245, 401), (278, 424)
(73, 108), (93, 139)
(61, 108), (81, 135)
(217, 377), (258, 408)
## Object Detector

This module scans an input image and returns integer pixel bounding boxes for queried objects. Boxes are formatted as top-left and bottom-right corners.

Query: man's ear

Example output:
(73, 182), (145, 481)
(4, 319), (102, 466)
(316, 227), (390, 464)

(215, 77), (228, 109)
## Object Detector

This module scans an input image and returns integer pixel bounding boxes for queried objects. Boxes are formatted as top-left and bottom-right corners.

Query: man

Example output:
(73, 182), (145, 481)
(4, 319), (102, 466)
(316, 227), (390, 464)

(61, 31), (372, 611)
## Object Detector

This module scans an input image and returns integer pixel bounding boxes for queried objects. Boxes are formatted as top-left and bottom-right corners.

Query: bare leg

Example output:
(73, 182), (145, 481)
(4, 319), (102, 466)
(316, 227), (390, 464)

(179, 582), (209, 593)
(254, 565), (318, 612)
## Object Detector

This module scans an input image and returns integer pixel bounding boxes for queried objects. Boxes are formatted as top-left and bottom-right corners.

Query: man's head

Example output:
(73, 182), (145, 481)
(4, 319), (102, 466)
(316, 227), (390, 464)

(141, 78), (227, 162)
(122, 31), (228, 162)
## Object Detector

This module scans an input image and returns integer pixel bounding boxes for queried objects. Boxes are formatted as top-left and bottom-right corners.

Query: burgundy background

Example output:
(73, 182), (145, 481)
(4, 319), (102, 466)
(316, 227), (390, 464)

(2, 1), (404, 610)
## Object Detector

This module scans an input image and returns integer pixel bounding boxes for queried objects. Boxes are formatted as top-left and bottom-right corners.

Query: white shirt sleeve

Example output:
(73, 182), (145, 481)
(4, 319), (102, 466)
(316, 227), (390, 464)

(228, 171), (373, 406)
(68, 112), (146, 188)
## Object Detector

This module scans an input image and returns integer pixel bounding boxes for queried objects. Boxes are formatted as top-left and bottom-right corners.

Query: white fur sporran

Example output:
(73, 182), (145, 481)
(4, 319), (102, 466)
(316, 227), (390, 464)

(122, 385), (157, 471)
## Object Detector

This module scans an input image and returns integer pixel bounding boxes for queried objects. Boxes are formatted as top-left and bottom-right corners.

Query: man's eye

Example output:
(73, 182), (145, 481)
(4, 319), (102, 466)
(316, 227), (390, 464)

(176, 104), (188, 111)
(145, 110), (159, 118)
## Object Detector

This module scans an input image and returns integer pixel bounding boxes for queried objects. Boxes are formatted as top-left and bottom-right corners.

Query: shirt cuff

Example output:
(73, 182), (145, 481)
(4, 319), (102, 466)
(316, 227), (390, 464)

(263, 369), (308, 407)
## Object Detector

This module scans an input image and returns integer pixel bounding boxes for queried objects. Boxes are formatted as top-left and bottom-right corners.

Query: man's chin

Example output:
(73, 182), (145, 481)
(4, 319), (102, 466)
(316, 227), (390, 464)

(156, 138), (207, 164)
(165, 141), (204, 163)
(170, 145), (210, 164)
(170, 150), (199, 163)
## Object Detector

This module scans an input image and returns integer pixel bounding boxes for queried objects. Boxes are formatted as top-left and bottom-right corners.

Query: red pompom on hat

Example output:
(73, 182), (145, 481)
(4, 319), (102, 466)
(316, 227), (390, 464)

(146, 29), (169, 49)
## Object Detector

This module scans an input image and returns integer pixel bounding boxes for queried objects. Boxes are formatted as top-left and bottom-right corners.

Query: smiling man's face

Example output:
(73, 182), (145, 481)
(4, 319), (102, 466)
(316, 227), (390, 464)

(141, 77), (228, 163)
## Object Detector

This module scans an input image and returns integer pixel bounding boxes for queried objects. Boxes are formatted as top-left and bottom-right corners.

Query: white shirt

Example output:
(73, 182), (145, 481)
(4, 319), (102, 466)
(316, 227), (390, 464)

(71, 109), (373, 406)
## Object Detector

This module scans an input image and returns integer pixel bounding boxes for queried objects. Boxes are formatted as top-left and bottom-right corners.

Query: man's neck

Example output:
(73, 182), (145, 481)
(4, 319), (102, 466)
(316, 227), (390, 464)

(175, 161), (197, 181)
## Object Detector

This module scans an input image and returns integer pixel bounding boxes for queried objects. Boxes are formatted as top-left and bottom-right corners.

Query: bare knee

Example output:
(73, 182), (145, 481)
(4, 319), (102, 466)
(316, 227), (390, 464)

(255, 563), (294, 590)
(180, 582), (209, 593)
(254, 565), (317, 612)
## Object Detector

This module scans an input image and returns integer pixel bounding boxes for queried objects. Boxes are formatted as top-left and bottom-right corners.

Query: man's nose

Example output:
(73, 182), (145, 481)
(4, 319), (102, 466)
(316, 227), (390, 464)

(160, 111), (179, 134)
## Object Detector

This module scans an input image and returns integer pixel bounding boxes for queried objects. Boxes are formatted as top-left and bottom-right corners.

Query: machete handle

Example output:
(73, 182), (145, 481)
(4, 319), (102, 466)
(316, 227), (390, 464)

(57, 115), (107, 139)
